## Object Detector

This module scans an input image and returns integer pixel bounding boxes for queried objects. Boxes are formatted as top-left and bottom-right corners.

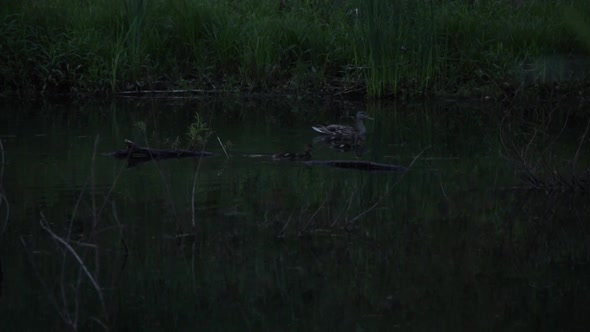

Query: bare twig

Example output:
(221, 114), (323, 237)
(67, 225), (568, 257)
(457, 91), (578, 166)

(39, 212), (107, 320)
(439, 171), (448, 197)
(303, 194), (328, 231)
(20, 236), (75, 329)
(97, 154), (130, 220)
(67, 178), (88, 240)
(345, 195), (382, 228)
(406, 147), (429, 169)
(501, 107), (590, 192)
(0, 185), (8, 236)
(192, 241), (198, 293)
(191, 142), (207, 230)
(540, 108), (568, 159)
(280, 213), (294, 235)
(573, 117), (590, 173)
(0, 139), (8, 236)
(88, 316), (109, 331)
(345, 146), (429, 228)
(190, 127), (214, 292)
(217, 136), (230, 159)
(140, 133), (178, 220)
(91, 135), (99, 230)
(90, 135), (101, 290)
(0, 138), (4, 179)
(110, 200), (128, 290)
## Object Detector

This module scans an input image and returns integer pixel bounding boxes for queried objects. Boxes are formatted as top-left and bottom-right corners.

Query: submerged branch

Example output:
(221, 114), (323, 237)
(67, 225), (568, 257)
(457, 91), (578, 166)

(0, 139), (8, 236)
(217, 136), (230, 159)
(345, 147), (429, 229)
(20, 236), (74, 329)
(39, 212), (107, 321)
(0, 138), (4, 179)
(501, 110), (590, 193)
(573, 117), (590, 172)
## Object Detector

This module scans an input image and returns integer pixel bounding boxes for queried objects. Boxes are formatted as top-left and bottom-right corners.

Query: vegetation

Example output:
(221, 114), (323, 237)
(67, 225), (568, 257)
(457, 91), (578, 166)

(501, 105), (590, 193)
(1, 0), (589, 99)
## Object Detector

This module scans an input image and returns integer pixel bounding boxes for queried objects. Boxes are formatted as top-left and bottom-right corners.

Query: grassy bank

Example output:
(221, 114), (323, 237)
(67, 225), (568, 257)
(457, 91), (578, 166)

(1, 0), (589, 99)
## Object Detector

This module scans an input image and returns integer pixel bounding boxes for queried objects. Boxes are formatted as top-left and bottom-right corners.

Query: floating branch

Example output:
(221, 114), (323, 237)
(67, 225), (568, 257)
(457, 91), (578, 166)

(106, 139), (214, 167)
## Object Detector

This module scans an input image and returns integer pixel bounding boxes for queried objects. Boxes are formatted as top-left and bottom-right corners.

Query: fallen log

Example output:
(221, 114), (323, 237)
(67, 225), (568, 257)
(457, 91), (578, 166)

(106, 139), (213, 167)
(303, 160), (408, 172)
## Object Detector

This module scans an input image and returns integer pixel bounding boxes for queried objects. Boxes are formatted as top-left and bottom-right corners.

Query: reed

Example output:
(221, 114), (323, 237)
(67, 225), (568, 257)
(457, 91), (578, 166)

(0, 0), (587, 98)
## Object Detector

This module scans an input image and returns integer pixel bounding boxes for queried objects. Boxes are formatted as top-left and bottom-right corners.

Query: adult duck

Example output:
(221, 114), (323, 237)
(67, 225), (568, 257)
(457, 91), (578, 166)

(273, 144), (313, 161)
(311, 111), (373, 137)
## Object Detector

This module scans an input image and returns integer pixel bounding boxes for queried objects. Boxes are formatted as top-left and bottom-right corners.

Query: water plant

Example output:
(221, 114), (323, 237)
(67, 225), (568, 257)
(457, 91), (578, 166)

(186, 111), (213, 150)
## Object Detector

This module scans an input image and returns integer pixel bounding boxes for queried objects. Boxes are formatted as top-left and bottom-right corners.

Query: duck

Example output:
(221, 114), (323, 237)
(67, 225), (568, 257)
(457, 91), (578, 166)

(311, 111), (373, 137)
(273, 144), (313, 161)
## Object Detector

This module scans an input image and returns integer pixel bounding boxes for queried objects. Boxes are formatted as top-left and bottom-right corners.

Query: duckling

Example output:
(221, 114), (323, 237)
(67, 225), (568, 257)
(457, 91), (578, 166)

(329, 135), (366, 157)
(273, 144), (312, 161)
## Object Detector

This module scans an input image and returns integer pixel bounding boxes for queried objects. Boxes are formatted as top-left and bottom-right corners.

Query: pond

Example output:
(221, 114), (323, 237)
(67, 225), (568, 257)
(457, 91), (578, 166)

(1, 97), (589, 331)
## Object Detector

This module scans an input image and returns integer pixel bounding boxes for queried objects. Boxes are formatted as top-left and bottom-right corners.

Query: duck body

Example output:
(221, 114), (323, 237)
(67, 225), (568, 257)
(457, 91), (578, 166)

(312, 112), (373, 137)
(311, 124), (357, 136)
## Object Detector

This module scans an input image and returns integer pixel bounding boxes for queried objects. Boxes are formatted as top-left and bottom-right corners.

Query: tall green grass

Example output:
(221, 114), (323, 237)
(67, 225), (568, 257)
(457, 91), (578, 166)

(0, 0), (587, 98)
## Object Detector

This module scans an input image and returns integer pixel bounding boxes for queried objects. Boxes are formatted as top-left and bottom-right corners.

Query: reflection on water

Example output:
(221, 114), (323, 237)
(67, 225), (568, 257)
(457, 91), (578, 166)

(1, 98), (589, 330)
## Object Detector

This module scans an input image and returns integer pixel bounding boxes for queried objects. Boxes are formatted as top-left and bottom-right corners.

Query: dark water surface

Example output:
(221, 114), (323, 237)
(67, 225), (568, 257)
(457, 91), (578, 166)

(1, 98), (589, 331)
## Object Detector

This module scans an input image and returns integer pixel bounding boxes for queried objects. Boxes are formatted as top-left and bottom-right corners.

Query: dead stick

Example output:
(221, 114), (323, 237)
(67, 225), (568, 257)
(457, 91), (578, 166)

(217, 136), (229, 159)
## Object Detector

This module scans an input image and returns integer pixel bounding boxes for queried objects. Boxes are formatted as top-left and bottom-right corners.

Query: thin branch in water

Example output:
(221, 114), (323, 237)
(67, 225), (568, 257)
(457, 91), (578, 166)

(90, 135), (101, 290)
(344, 188), (357, 224)
(192, 241), (197, 293)
(406, 146), (430, 169)
(217, 136), (230, 159)
(191, 126), (213, 293)
(0, 138), (4, 179)
(39, 212), (107, 320)
(573, 117), (590, 173)
(140, 133), (178, 220)
(91, 135), (99, 230)
(73, 266), (84, 329)
(20, 236), (74, 328)
(191, 141), (208, 230)
(330, 190), (352, 227)
(0, 185), (9, 237)
(88, 316), (109, 331)
(0, 139), (8, 236)
(540, 108), (569, 159)
(439, 171), (448, 198)
(345, 196), (382, 228)
(280, 213), (294, 236)
(303, 194), (328, 231)
(67, 178), (89, 242)
(345, 146), (429, 228)
(97, 151), (130, 220)
(110, 200), (128, 289)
